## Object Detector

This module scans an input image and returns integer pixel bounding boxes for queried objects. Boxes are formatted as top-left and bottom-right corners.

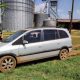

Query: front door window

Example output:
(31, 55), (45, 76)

(24, 30), (41, 43)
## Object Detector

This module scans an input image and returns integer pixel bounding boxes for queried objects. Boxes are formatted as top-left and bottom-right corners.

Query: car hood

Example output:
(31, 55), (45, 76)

(0, 42), (8, 47)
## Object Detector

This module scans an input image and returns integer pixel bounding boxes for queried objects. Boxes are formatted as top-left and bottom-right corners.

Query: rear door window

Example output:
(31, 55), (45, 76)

(43, 29), (59, 41)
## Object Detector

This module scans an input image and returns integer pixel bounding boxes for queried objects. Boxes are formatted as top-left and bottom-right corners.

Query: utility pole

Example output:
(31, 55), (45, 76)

(69, 0), (74, 33)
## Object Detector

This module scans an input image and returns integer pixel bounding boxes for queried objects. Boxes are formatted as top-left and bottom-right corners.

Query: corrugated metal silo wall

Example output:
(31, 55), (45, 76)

(34, 13), (48, 27)
(2, 0), (34, 31)
(43, 20), (57, 27)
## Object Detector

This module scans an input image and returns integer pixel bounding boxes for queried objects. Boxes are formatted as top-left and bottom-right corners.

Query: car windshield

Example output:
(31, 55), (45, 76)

(2, 30), (26, 43)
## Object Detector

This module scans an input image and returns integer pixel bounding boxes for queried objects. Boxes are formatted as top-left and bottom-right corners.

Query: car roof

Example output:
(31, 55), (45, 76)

(21, 27), (68, 31)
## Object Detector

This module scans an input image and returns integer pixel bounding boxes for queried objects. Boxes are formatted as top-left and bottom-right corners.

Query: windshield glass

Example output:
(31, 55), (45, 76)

(2, 30), (26, 43)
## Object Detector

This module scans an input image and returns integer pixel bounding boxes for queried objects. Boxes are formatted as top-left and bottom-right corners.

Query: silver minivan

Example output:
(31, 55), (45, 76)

(0, 28), (72, 72)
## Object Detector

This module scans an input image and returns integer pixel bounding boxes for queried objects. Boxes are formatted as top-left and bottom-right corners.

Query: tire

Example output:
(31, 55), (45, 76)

(0, 56), (16, 72)
(59, 49), (69, 60)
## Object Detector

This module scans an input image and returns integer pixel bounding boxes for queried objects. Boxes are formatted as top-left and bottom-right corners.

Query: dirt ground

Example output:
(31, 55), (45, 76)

(69, 44), (80, 57)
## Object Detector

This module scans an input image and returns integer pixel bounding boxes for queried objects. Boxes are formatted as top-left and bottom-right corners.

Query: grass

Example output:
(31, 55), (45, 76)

(71, 30), (80, 46)
(72, 37), (80, 45)
(71, 30), (80, 36)
(0, 30), (80, 80)
(0, 56), (80, 80)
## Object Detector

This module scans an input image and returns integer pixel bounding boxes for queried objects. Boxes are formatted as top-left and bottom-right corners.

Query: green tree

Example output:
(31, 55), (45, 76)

(0, 3), (7, 8)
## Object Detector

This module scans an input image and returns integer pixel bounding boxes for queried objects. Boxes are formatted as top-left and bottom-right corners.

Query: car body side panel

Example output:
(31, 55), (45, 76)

(0, 44), (19, 56)
(18, 42), (46, 56)
(17, 50), (59, 64)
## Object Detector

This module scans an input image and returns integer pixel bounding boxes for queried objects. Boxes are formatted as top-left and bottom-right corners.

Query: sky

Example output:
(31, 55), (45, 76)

(35, 0), (80, 19)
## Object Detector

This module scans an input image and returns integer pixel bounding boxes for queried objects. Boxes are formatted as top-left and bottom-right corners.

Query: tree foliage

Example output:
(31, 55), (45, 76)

(0, 3), (7, 8)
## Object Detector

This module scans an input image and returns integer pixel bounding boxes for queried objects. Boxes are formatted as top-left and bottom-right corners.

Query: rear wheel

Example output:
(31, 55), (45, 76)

(0, 56), (16, 72)
(59, 49), (69, 60)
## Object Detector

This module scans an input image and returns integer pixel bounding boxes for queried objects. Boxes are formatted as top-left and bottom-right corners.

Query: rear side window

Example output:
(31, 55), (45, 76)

(58, 30), (69, 39)
(43, 29), (59, 41)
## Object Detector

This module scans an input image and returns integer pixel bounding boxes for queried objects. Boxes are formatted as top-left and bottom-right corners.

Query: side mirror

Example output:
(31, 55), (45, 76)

(23, 40), (28, 44)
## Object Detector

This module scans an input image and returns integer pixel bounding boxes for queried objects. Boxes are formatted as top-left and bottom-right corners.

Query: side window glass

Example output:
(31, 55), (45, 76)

(44, 30), (59, 41)
(13, 37), (23, 45)
(24, 30), (41, 43)
(58, 30), (69, 39)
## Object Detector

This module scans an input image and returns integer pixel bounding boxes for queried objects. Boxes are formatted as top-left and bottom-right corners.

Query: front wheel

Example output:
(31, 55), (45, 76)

(59, 49), (69, 60)
(0, 56), (16, 72)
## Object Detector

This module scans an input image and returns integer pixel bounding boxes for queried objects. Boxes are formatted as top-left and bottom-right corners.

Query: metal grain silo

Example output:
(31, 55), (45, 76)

(34, 13), (48, 27)
(43, 20), (57, 27)
(2, 0), (34, 31)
